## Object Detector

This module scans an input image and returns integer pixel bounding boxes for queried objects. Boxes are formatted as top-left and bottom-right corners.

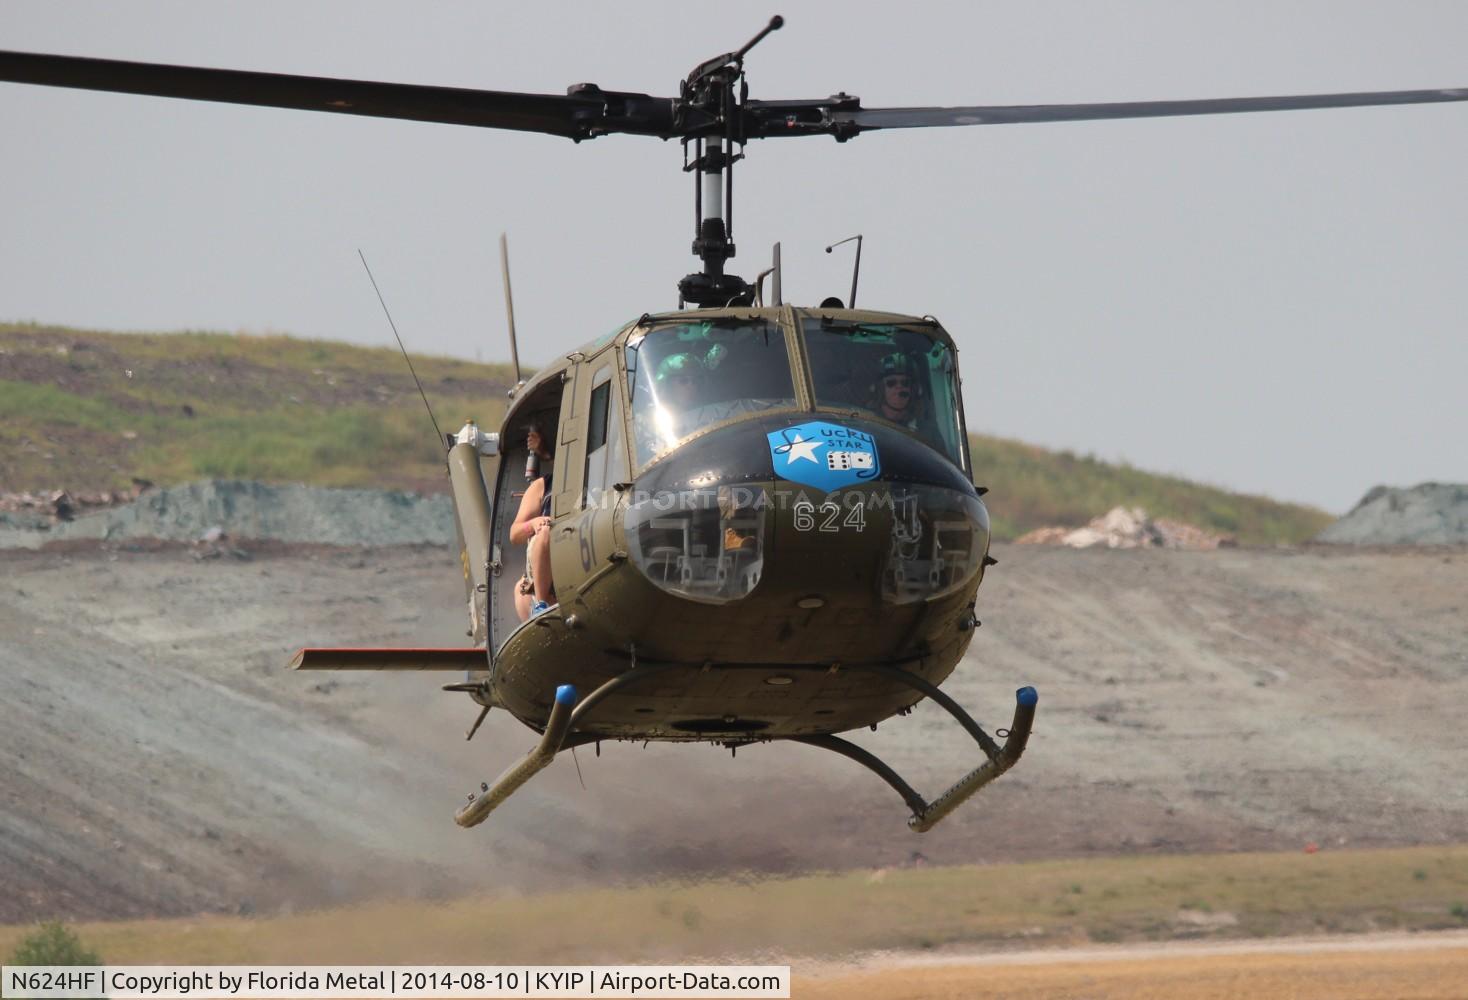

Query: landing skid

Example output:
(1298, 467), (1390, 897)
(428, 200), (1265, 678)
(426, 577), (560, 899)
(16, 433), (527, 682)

(791, 683), (1037, 832)
(455, 682), (581, 828)
(454, 664), (1037, 832)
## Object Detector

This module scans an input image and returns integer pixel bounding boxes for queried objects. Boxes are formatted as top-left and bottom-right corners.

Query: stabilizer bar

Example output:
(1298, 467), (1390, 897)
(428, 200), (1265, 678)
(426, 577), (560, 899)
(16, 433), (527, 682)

(290, 647), (488, 671)
(455, 683), (578, 828)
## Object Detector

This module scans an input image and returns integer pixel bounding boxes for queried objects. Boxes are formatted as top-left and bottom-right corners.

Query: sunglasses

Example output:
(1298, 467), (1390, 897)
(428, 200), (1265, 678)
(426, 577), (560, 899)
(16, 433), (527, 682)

(884, 376), (913, 389)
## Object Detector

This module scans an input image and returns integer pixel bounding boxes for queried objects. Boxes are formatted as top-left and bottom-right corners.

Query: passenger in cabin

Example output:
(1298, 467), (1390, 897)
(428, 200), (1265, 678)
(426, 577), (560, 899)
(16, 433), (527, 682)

(512, 420), (556, 620)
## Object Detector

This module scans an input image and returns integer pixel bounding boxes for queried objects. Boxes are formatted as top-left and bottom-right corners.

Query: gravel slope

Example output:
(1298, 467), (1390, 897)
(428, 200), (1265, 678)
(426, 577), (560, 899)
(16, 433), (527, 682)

(0, 481), (454, 549)
(1316, 482), (1468, 544)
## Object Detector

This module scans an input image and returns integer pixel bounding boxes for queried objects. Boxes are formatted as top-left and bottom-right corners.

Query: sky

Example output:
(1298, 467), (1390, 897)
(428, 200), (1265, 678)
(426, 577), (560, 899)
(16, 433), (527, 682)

(2, 1), (1465, 513)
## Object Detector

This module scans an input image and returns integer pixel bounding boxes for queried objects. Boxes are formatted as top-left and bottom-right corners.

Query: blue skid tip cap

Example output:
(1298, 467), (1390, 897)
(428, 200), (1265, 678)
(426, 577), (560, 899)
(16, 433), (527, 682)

(555, 684), (579, 706)
(1016, 686), (1039, 706)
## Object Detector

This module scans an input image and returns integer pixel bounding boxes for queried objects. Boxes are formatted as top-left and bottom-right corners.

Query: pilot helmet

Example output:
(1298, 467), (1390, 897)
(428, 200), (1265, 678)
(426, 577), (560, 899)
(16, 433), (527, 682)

(655, 351), (706, 383)
(879, 352), (916, 378)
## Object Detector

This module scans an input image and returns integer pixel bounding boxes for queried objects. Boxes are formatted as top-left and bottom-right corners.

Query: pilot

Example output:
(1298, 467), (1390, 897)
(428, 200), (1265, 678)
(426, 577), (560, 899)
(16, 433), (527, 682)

(511, 420), (556, 620)
(632, 337), (773, 466)
(637, 350), (710, 457)
(658, 351), (707, 410)
(872, 352), (923, 429)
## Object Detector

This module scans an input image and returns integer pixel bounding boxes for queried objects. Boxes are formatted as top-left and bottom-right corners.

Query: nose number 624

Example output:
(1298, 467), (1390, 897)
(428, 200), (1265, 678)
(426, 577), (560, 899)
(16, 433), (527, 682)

(792, 496), (865, 532)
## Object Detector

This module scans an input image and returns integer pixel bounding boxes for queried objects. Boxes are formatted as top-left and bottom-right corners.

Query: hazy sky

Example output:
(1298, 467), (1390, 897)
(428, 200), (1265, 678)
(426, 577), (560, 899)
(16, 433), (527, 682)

(2, 1), (1465, 512)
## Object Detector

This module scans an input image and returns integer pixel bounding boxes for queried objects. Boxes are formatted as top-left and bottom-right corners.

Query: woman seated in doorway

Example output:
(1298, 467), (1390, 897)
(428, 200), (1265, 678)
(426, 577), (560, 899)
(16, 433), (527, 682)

(511, 420), (556, 620)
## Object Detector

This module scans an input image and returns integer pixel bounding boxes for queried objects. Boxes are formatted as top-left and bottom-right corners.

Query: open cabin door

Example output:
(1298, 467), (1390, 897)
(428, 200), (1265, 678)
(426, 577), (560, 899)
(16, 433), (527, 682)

(484, 339), (632, 654)
(487, 377), (566, 655)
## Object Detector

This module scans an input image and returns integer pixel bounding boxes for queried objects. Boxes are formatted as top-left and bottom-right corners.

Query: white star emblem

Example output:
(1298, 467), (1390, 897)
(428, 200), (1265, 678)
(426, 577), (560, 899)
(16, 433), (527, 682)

(785, 433), (824, 464)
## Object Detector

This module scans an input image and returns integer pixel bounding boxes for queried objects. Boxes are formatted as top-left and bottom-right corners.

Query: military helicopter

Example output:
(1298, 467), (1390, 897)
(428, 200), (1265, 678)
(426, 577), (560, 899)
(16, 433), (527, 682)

(3, 17), (1464, 832)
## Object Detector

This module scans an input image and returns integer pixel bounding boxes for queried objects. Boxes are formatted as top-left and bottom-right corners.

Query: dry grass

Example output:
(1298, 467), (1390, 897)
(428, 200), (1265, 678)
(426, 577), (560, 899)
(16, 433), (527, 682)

(798, 941), (1468, 999)
(3, 845), (1465, 966)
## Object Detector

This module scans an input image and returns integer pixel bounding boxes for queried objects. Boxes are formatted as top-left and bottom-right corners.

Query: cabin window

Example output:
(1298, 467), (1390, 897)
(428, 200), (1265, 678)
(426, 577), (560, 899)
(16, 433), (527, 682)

(583, 368), (613, 506)
(588, 380), (610, 451)
(625, 320), (795, 469)
(801, 319), (965, 466)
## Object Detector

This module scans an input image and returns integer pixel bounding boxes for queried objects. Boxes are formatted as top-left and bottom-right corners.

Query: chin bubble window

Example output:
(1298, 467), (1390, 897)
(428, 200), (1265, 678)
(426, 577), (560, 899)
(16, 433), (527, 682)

(625, 484), (768, 603)
(881, 485), (989, 604)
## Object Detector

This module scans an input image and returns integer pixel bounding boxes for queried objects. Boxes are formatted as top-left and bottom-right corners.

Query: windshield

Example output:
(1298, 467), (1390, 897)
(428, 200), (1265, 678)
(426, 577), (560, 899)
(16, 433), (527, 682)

(801, 319), (965, 466)
(626, 320), (795, 468)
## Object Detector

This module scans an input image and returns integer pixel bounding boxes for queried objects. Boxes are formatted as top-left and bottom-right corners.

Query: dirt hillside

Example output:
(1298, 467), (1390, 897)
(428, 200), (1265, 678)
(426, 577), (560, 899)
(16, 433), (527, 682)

(2, 541), (1465, 923)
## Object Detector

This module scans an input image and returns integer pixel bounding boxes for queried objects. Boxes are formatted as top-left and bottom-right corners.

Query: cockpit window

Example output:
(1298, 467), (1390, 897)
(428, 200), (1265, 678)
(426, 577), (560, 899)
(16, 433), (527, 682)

(626, 320), (795, 468)
(801, 319), (965, 466)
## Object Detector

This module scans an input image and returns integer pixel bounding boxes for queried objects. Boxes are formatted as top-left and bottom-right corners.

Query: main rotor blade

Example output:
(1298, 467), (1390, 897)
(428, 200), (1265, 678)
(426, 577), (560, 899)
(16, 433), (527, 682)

(0, 49), (675, 139)
(832, 87), (1468, 133)
(5, 49), (1464, 143)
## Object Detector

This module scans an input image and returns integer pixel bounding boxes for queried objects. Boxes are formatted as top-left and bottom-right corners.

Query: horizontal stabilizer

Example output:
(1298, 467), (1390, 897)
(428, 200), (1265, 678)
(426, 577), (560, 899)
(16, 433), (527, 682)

(290, 647), (487, 671)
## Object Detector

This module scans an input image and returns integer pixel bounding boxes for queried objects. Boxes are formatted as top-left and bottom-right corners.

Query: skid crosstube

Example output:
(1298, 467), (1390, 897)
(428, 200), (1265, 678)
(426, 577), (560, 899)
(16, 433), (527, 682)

(452, 663), (1036, 832)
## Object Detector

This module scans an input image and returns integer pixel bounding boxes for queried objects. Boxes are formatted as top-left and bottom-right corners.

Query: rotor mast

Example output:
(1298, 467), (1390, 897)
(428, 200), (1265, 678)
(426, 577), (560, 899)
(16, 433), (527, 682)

(678, 15), (783, 308)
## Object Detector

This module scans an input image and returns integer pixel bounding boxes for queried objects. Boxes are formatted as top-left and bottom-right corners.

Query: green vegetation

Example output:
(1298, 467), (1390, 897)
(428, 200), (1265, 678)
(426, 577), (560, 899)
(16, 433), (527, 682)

(1, 322), (1332, 543)
(0, 846), (1463, 964)
(0, 323), (512, 493)
(970, 434), (1332, 544)
(6, 921), (101, 966)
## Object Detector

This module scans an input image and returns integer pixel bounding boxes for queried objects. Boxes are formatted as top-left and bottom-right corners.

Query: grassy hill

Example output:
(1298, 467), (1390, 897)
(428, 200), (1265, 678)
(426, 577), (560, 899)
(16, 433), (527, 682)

(970, 436), (1331, 545)
(0, 322), (514, 495)
(0, 322), (1331, 543)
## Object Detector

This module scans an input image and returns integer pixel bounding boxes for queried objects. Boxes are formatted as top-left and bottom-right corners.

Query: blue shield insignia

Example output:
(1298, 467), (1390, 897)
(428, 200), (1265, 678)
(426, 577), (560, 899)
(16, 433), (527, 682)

(767, 421), (881, 493)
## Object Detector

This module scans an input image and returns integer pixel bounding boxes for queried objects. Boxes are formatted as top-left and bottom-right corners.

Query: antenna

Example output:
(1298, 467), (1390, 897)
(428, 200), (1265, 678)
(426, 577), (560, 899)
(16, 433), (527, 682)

(753, 266), (775, 306)
(358, 249), (445, 447)
(500, 233), (524, 395)
(825, 234), (862, 308)
(753, 241), (782, 306)
(772, 241), (782, 306)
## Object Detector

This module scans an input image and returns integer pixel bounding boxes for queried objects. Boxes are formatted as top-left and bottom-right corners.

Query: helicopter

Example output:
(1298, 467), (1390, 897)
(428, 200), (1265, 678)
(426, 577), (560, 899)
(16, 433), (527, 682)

(3, 17), (1464, 832)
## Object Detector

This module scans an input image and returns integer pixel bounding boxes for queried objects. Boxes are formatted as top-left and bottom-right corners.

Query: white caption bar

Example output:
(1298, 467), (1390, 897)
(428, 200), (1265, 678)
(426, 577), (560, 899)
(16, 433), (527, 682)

(2, 966), (790, 999)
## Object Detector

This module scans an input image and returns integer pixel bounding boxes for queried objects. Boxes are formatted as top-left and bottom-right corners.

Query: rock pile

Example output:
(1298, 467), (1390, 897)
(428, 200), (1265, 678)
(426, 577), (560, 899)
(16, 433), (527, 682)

(1015, 506), (1233, 550)
(0, 480), (454, 550)
(1315, 483), (1468, 545)
(0, 482), (151, 529)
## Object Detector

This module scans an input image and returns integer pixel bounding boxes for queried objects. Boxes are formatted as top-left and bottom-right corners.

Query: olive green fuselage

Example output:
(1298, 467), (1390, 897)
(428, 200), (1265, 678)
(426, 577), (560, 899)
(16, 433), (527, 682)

(459, 306), (989, 741)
